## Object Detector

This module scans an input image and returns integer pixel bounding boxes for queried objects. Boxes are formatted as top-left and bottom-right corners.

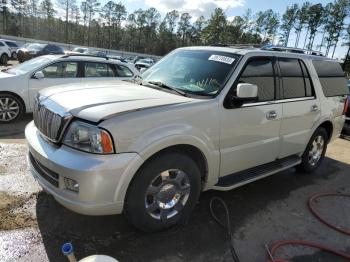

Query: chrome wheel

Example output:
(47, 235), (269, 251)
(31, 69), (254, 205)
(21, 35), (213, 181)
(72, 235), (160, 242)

(308, 135), (324, 166)
(0, 97), (20, 122)
(145, 169), (191, 222)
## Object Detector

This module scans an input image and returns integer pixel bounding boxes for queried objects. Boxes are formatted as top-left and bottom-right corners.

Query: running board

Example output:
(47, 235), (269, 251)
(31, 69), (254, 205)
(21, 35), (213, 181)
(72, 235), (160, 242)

(213, 155), (301, 191)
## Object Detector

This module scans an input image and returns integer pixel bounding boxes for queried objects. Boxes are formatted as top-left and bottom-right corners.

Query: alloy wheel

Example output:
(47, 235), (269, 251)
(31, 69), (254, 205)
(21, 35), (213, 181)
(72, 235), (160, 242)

(308, 135), (325, 166)
(0, 97), (20, 122)
(145, 169), (191, 222)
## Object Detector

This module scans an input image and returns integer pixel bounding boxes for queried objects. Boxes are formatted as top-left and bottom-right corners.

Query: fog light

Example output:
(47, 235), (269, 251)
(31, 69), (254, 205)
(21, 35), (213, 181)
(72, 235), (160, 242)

(64, 178), (79, 192)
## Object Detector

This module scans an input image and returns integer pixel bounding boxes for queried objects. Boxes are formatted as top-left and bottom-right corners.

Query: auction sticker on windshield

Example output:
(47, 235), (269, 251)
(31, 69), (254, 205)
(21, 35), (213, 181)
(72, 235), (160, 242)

(208, 55), (235, 64)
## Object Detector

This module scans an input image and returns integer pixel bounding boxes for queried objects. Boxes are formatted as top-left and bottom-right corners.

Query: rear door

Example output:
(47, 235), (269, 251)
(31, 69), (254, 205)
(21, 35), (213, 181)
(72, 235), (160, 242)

(220, 56), (283, 176)
(278, 58), (321, 158)
(28, 61), (82, 108)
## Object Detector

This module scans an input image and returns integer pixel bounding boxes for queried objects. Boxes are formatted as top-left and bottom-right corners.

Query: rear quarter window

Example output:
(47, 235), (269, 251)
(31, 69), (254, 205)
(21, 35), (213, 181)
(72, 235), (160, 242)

(312, 60), (349, 97)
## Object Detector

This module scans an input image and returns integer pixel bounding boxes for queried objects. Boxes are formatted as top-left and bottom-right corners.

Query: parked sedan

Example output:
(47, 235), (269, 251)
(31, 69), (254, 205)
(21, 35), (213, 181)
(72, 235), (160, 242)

(0, 54), (139, 122)
(17, 43), (64, 62)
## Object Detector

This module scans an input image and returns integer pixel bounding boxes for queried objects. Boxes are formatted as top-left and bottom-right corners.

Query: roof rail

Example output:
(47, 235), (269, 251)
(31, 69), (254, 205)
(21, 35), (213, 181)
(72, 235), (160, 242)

(61, 53), (110, 60)
(261, 45), (324, 56)
(210, 43), (261, 49)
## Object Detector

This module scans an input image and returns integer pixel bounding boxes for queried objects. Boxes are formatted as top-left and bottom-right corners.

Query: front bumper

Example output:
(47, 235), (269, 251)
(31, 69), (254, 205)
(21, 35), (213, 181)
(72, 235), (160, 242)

(25, 121), (144, 215)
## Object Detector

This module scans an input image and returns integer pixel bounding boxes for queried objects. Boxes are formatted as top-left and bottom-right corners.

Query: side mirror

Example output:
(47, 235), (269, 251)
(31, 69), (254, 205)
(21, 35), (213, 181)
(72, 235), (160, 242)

(236, 83), (258, 99)
(33, 71), (44, 79)
(139, 68), (147, 74)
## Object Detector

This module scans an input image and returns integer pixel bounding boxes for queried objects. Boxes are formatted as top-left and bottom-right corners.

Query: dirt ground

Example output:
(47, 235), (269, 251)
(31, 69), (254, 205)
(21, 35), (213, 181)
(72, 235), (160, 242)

(1, 116), (350, 262)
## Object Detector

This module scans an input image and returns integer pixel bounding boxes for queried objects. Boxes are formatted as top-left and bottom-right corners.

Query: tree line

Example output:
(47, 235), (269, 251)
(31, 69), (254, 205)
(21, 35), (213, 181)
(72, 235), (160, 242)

(0, 0), (349, 60)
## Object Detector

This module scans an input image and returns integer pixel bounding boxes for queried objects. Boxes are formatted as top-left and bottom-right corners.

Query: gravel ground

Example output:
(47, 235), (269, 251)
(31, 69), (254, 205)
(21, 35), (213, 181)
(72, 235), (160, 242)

(0, 124), (349, 262)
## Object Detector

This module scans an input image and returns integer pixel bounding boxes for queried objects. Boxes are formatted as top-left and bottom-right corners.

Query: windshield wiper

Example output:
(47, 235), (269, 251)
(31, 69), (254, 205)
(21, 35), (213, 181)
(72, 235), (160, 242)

(147, 81), (188, 97)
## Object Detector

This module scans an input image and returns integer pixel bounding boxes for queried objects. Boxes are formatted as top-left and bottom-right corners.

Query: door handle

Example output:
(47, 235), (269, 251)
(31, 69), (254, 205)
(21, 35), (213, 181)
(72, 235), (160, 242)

(266, 110), (277, 120)
(311, 105), (319, 112)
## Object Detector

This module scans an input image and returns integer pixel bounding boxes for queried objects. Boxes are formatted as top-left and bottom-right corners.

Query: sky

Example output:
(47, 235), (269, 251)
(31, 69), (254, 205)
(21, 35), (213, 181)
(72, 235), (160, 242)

(94, 0), (349, 59)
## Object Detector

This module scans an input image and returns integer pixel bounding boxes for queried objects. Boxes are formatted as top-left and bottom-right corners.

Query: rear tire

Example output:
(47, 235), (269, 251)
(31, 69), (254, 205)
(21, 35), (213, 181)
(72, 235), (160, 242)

(0, 93), (24, 123)
(125, 152), (201, 232)
(0, 54), (8, 65)
(297, 127), (328, 173)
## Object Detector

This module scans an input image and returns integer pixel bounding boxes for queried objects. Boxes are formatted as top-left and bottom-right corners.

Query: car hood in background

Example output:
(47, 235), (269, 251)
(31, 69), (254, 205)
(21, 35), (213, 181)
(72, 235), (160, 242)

(40, 80), (194, 122)
(0, 72), (18, 79)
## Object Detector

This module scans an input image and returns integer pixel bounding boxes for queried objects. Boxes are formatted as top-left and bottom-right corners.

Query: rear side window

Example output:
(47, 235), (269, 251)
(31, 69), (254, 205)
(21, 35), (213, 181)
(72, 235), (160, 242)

(115, 65), (133, 77)
(237, 58), (275, 102)
(85, 62), (116, 77)
(0, 42), (4, 47)
(279, 58), (313, 99)
(312, 60), (348, 97)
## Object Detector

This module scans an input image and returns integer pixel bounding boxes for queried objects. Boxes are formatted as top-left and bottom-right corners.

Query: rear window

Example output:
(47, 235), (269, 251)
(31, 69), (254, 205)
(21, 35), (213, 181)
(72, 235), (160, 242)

(312, 60), (348, 97)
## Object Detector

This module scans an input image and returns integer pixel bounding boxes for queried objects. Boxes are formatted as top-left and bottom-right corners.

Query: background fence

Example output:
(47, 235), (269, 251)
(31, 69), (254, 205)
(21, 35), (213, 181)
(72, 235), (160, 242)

(0, 34), (162, 60)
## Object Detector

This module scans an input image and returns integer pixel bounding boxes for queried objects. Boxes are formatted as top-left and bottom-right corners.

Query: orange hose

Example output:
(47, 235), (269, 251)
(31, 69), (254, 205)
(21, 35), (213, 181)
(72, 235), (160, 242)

(266, 193), (350, 261)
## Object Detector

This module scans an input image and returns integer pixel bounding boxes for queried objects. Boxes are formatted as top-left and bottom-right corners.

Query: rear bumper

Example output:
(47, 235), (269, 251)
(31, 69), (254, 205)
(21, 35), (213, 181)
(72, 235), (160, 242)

(25, 121), (144, 215)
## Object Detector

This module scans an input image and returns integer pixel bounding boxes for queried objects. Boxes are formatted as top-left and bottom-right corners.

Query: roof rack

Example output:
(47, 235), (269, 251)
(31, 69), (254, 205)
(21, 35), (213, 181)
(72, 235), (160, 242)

(61, 53), (110, 60)
(210, 43), (261, 49)
(261, 45), (324, 56)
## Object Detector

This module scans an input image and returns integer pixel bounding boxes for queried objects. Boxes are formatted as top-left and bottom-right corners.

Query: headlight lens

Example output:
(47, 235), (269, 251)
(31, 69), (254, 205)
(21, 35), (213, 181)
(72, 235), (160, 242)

(63, 121), (114, 154)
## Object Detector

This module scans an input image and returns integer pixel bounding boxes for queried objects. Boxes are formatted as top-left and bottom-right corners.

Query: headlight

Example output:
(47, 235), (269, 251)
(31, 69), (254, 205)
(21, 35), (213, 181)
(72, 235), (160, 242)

(63, 121), (114, 154)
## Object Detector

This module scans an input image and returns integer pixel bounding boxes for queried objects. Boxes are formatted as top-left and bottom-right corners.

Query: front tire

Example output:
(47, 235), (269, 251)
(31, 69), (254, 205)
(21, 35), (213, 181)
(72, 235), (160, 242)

(125, 152), (201, 232)
(0, 94), (24, 123)
(0, 54), (8, 65)
(297, 127), (328, 173)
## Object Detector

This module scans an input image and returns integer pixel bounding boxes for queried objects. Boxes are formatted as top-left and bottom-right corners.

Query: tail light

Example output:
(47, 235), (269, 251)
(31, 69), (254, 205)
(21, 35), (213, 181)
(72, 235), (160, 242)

(343, 98), (349, 115)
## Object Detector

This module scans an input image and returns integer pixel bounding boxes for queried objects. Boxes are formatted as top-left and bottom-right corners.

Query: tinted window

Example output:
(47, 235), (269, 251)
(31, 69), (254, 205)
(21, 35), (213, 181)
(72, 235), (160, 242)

(0, 42), (4, 47)
(279, 58), (305, 99)
(42, 62), (78, 78)
(237, 58), (275, 102)
(115, 65), (133, 77)
(85, 62), (116, 77)
(5, 41), (17, 47)
(312, 60), (348, 97)
(300, 61), (313, 97)
(46, 45), (62, 52)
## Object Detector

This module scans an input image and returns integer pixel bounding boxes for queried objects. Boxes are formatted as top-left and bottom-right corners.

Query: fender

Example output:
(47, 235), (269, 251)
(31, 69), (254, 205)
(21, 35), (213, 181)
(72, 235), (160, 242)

(113, 133), (221, 205)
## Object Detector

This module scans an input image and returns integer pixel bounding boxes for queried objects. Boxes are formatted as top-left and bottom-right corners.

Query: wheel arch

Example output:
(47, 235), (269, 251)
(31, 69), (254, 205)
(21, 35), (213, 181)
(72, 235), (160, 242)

(318, 121), (333, 143)
(0, 91), (27, 113)
(115, 138), (218, 211)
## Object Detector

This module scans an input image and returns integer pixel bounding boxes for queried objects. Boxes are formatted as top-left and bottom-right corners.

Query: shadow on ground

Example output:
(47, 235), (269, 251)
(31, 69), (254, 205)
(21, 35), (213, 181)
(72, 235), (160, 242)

(35, 155), (350, 262)
(0, 114), (32, 139)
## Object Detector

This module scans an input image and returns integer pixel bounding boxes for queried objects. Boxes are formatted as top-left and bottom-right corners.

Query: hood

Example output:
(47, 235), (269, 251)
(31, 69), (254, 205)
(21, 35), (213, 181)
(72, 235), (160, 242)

(0, 72), (17, 79)
(40, 80), (193, 122)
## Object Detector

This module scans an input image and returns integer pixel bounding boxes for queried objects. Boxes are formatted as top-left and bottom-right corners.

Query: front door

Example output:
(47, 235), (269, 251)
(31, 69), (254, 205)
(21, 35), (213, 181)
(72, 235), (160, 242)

(220, 56), (282, 177)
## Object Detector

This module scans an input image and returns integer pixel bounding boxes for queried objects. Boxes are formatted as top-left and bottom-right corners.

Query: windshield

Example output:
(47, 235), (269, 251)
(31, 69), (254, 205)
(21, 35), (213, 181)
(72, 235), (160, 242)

(141, 50), (240, 96)
(7, 56), (54, 75)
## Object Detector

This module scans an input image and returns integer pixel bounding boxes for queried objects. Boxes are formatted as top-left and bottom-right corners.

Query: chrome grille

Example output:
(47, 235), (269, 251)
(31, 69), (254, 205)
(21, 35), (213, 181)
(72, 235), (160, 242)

(33, 97), (72, 142)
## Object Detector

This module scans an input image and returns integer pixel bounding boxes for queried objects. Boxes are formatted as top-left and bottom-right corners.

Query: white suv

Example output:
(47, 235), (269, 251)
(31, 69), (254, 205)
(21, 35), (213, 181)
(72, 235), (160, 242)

(0, 54), (139, 122)
(26, 46), (349, 231)
(0, 40), (11, 65)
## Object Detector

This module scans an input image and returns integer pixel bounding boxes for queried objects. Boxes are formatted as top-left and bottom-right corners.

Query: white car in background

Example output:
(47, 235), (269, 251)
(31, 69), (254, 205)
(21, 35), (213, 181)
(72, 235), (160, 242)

(0, 40), (11, 65)
(0, 54), (139, 122)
